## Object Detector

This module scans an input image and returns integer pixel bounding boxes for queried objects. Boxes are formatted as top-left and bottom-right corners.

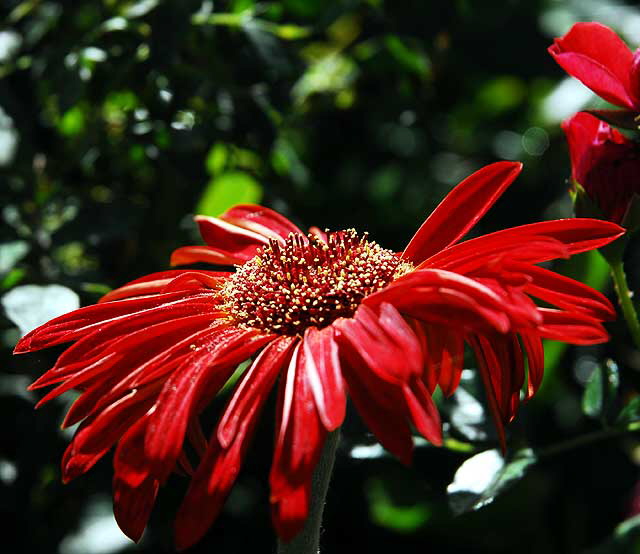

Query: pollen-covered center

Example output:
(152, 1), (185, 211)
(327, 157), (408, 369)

(222, 230), (413, 335)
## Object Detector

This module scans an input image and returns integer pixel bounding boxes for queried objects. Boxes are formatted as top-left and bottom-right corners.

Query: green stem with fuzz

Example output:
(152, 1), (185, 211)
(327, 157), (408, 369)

(277, 430), (340, 554)
(610, 261), (640, 351)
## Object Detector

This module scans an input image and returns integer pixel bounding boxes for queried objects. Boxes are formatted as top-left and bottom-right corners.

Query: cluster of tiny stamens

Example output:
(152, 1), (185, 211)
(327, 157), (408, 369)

(222, 230), (413, 335)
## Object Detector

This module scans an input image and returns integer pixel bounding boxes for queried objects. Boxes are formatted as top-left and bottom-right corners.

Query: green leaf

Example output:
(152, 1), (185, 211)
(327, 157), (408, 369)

(584, 514), (640, 554)
(1, 284), (80, 336)
(205, 143), (229, 175)
(367, 478), (431, 533)
(617, 396), (640, 425)
(196, 171), (262, 216)
(582, 359), (619, 421)
(0, 240), (29, 275)
(384, 35), (430, 76)
(448, 448), (536, 515)
(582, 364), (604, 419)
(58, 106), (86, 136)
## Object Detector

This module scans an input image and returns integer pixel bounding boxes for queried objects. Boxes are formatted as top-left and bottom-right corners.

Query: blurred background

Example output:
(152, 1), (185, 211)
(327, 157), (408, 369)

(2, 0), (640, 552)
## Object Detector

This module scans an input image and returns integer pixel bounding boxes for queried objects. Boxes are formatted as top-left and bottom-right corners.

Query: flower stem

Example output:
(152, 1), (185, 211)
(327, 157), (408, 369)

(610, 261), (640, 351)
(277, 430), (340, 554)
(538, 421), (640, 459)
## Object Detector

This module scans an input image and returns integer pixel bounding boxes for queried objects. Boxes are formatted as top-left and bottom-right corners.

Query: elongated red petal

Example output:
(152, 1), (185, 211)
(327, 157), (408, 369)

(114, 415), (152, 489)
(32, 313), (221, 398)
(537, 308), (609, 345)
(175, 342), (284, 550)
(366, 269), (512, 333)
(220, 204), (304, 241)
(62, 387), (156, 483)
(301, 327), (346, 431)
(422, 219), (625, 272)
(430, 326), (465, 396)
(549, 22), (637, 110)
(145, 328), (273, 482)
(194, 214), (269, 259)
(217, 336), (297, 448)
(342, 367), (414, 465)
(15, 291), (216, 353)
(113, 474), (159, 543)
(403, 378), (442, 445)
(519, 264), (615, 320)
(521, 331), (544, 400)
(270, 344), (327, 498)
(100, 270), (229, 303)
(335, 303), (422, 384)
(403, 162), (522, 263)
(170, 245), (246, 266)
(271, 481), (311, 542)
(468, 335), (507, 453)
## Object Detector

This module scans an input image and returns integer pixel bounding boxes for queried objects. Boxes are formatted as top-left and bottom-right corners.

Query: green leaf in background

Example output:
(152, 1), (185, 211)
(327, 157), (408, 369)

(616, 396), (640, 425)
(366, 478), (431, 533)
(1, 284), (80, 336)
(0, 240), (29, 275)
(584, 514), (640, 554)
(384, 35), (430, 77)
(196, 171), (262, 216)
(205, 142), (229, 176)
(582, 359), (619, 421)
(448, 448), (536, 515)
(582, 363), (604, 419)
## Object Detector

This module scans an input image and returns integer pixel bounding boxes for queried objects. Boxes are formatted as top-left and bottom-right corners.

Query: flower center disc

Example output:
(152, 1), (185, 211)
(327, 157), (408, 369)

(223, 230), (412, 335)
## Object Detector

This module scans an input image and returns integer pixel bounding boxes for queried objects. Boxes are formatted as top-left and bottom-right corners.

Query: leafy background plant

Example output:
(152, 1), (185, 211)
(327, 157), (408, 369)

(2, 1), (640, 553)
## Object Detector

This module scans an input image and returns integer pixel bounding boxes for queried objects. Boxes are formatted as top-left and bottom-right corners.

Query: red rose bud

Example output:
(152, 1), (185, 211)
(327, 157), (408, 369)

(563, 112), (640, 225)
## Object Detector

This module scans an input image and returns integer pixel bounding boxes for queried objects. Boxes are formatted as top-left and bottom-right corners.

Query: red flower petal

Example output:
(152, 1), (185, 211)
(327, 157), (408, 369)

(100, 270), (228, 303)
(301, 326), (346, 431)
(220, 204), (304, 241)
(170, 245), (246, 266)
(62, 386), (157, 483)
(145, 328), (274, 482)
(367, 269), (512, 333)
(217, 336), (297, 448)
(31, 313), (221, 398)
(174, 339), (293, 550)
(519, 263), (615, 320)
(271, 481), (311, 543)
(422, 219), (625, 272)
(270, 344), (327, 498)
(335, 303), (422, 384)
(403, 161), (522, 263)
(113, 474), (159, 543)
(521, 331), (544, 400)
(537, 308), (610, 345)
(402, 378), (442, 446)
(342, 367), (414, 465)
(14, 291), (216, 353)
(549, 22), (637, 109)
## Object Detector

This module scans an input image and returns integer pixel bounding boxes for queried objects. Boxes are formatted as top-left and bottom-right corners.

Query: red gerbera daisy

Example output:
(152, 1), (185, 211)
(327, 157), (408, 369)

(14, 161), (623, 548)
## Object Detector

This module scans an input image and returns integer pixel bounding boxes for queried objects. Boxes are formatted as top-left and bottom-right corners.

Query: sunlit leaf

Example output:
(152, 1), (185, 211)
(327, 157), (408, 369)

(196, 171), (262, 217)
(1, 284), (80, 336)
(59, 106), (86, 136)
(205, 142), (229, 175)
(448, 448), (536, 515)
(583, 359), (619, 421)
(582, 364), (604, 419)
(0, 240), (29, 275)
